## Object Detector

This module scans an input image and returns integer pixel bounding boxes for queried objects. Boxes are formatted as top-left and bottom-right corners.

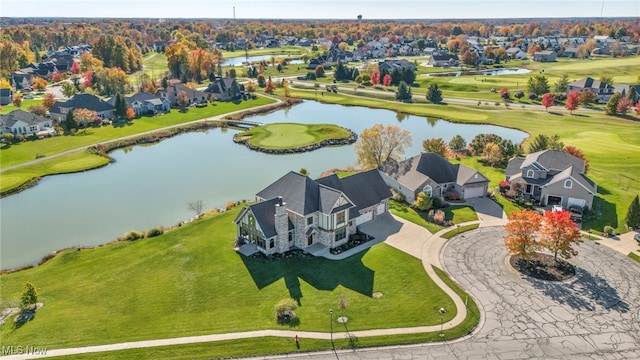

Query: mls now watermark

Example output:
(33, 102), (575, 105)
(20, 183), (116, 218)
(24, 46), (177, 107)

(2, 345), (47, 356)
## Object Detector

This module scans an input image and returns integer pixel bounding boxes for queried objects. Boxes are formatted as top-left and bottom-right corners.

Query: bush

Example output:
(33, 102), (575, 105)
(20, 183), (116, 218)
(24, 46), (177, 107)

(433, 210), (446, 224)
(528, 93), (538, 100)
(445, 190), (460, 201)
(123, 230), (144, 241)
(146, 227), (164, 238)
(391, 189), (405, 202)
(603, 225), (615, 236)
(554, 93), (567, 101)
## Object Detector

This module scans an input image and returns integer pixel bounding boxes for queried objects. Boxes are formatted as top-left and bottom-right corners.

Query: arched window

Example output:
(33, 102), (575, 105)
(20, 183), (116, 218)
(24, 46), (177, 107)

(422, 185), (433, 197)
(564, 179), (573, 188)
(526, 169), (534, 178)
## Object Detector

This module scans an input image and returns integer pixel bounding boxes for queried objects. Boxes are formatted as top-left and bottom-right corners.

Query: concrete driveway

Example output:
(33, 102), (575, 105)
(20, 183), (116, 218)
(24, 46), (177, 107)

(468, 197), (505, 221)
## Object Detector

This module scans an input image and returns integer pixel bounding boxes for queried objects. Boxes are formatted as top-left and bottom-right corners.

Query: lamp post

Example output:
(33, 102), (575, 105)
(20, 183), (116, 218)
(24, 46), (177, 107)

(329, 309), (334, 347)
(439, 308), (446, 337)
(457, 224), (461, 234)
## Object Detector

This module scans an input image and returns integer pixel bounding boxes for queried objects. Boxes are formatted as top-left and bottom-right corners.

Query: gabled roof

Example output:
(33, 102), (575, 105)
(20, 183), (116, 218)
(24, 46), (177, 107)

(234, 197), (294, 239)
(431, 53), (459, 61)
(520, 150), (585, 173)
(0, 110), (50, 128)
(108, 92), (166, 107)
(455, 164), (490, 185)
(568, 77), (614, 91)
(256, 171), (322, 216)
(543, 166), (597, 194)
(51, 93), (114, 114)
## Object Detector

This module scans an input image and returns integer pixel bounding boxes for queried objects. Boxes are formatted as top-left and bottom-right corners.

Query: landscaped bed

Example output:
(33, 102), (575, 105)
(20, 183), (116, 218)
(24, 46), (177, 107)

(509, 253), (576, 282)
(233, 122), (356, 153)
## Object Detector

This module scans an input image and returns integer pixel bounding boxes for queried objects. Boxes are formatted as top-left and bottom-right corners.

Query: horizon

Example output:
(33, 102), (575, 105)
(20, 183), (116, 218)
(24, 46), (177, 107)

(1, 0), (639, 20)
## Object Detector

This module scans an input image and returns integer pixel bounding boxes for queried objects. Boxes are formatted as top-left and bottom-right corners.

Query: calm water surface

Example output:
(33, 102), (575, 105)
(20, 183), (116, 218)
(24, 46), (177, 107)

(224, 54), (303, 66)
(0, 101), (527, 269)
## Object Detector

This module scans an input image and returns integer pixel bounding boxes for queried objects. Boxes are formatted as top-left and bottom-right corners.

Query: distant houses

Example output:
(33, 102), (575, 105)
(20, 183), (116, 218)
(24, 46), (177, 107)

(156, 84), (207, 108)
(204, 77), (243, 101)
(566, 77), (615, 103)
(532, 51), (557, 62)
(0, 110), (54, 136)
(428, 52), (460, 67)
(50, 93), (116, 122)
(107, 93), (171, 116)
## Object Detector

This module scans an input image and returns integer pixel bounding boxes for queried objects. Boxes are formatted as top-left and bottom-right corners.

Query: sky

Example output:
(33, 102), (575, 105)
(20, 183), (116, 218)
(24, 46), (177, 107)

(1, 0), (639, 19)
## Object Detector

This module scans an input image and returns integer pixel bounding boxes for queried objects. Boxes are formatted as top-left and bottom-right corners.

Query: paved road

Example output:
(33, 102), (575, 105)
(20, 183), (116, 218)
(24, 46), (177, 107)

(248, 226), (640, 360)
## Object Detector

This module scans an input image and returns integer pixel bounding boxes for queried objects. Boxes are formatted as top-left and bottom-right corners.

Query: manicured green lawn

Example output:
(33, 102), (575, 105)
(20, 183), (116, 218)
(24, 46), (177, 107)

(0, 206), (457, 349)
(440, 224), (481, 239)
(0, 150), (110, 194)
(629, 252), (640, 264)
(236, 123), (351, 149)
(0, 97), (275, 169)
(0, 99), (42, 114)
(221, 46), (307, 59)
(129, 52), (169, 85)
(389, 199), (477, 234)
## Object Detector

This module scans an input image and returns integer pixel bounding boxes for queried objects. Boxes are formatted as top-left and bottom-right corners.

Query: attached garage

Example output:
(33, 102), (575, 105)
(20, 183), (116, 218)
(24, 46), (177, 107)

(464, 185), (485, 199)
(356, 211), (373, 225)
(376, 202), (386, 216)
(567, 197), (586, 209)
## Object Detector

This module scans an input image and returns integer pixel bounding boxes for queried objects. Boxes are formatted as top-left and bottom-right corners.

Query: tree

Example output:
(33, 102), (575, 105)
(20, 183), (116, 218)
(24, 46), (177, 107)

(70, 61), (81, 75)
(461, 50), (478, 66)
(32, 77), (48, 91)
(541, 93), (554, 111)
(20, 282), (38, 311)
(370, 70), (380, 85)
(470, 133), (503, 156)
(605, 92), (621, 115)
(527, 75), (550, 96)
(264, 77), (276, 94)
(274, 298), (298, 320)
(554, 73), (570, 93)
(578, 90), (595, 107)
(426, 83), (442, 104)
(395, 81), (412, 102)
(257, 74), (266, 88)
(51, 71), (64, 82)
(188, 48), (216, 83)
(114, 93), (127, 119)
(422, 138), (449, 158)
(540, 210), (582, 263)
(599, 75), (614, 86)
(177, 90), (189, 110)
(483, 142), (502, 166)
(61, 82), (77, 98)
(529, 134), (549, 152)
(413, 191), (434, 211)
(314, 65), (325, 78)
(0, 78), (11, 88)
(42, 93), (56, 109)
(504, 210), (543, 259)
(563, 146), (590, 173)
(245, 81), (257, 93)
(126, 107), (136, 120)
(64, 109), (76, 132)
(73, 108), (97, 128)
(12, 94), (23, 108)
(28, 104), (47, 117)
(565, 90), (580, 114)
(299, 168), (309, 176)
(355, 124), (412, 169)
(83, 70), (94, 88)
(548, 134), (564, 150)
(282, 79), (290, 97)
(625, 195), (640, 230)
(187, 200), (205, 217)
(616, 97), (633, 115)
(448, 135), (466, 153)
(382, 73), (392, 87)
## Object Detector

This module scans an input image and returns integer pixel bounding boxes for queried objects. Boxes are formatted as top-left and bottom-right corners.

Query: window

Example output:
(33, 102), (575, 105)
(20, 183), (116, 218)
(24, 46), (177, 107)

(564, 179), (573, 188)
(334, 227), (347, 242)
(269, 239), (275, 249)
(336, 211), (345, 225)
(288, 231), (294, 243)
(526, 169), (534, 178)
(422, 185), (432, 197)
(307, 216), (313, 226)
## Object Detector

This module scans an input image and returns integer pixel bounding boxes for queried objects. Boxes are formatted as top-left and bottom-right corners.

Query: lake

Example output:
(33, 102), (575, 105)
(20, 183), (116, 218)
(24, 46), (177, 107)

(0, 101), (527, 269)
(224, 54), (304, 66)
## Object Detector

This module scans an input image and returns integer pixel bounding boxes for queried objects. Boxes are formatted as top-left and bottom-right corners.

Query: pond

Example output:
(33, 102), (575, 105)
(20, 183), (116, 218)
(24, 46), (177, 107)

(428, 68), (531, 77)
(0, 101), (528, 269)
(224, 54), (304, 67)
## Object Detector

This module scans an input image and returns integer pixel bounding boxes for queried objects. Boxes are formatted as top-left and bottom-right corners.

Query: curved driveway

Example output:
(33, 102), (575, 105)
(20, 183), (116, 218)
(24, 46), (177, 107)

(258, 226), (640, 359)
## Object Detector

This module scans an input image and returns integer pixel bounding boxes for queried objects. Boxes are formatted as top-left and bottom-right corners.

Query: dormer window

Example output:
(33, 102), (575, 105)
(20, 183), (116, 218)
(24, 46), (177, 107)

(422, 185), (433, 197)
(564, 179), (573, 188)
(526, 169), (534, 178)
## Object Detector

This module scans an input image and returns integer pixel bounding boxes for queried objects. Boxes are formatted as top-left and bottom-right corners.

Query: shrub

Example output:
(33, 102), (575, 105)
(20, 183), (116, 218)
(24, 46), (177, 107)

(445, 190), (460, 201)
(554, 93), (567, 101)
(603, 225), (615, 236)
(499, 180), (510, 192)
(528, 93), (538, 100)
(391, 189), (405, 202)
(433, 210), (446, 224)
(123, 230), (144, 241)
(428, 209), (435, 222)
(146, 227), (164, 238)
(225, 201), (237, 211)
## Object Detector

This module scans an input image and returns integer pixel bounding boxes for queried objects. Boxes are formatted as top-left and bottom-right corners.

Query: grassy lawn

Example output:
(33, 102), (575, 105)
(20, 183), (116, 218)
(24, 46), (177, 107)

(236, 123), (351, 149)
(0, 206), (459, 349)
(129, 52), (169, 85)
(0, 97), (275, 169)
(440, 224), (481, 239)
(221, 46), (307, 59)
(0, 150), (110, 194)
(389, 199), (477, 234)
(629, 252), (640, 264)
(0, 99), (42, 114)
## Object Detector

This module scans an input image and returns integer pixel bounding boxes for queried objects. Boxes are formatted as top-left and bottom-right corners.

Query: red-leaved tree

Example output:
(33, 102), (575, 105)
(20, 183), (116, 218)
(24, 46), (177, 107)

(540, 210), (582, 263)
(382, 74), (392, 87)
(83, 71), (94, 88)
(504, 210), (543, 259)
(126, 107), (136, 120)
(370, 70), (380, 85)
(616, 97), (633, 115)
(70, 61), (81, 75)
(563, 145), (590, 173)
(565, 90), (580, 114)
(636, 100), (640, 115)
(541, 93), (554, 111)
(42, 93), (56, 109)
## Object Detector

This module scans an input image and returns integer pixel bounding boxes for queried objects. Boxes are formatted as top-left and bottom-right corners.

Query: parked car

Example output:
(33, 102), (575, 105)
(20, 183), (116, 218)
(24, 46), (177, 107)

(23, 94), (34, 99)
(568, 205), (583, 222)
(634, 233), (640, 245)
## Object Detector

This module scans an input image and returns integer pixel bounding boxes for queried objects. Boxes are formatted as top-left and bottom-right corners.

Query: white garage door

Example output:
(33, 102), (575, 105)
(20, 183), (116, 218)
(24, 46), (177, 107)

(567, 197), (586, 208)
(356, 211), (373, 225)
(376, 202), (386, 215)
(464, 186), (485, 199)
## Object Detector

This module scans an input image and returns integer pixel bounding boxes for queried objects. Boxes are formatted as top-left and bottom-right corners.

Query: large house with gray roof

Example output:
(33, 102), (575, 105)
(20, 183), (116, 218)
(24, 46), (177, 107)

(107, 93), (170, 117)
(49, 93), (115, 122)
(0, 110), (54, 136)
(379, 152), (489, 203)
(505, 150), (596, 210)
(234, 170), (392, 256)
(566, 77), (616, 103)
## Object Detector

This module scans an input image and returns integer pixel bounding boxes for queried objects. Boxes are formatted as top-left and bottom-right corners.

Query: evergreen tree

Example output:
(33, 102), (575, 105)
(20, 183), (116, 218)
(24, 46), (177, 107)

(114, 93), (127, 119)
(64, 110), (76, 132)
(334, 63), (347, 81)
(427, 83), (443, 104)
(626, 195), (640, 230)
(395, 81), (412, 102)
(528, 134), (549, 153)
(605, 92), (621, 115)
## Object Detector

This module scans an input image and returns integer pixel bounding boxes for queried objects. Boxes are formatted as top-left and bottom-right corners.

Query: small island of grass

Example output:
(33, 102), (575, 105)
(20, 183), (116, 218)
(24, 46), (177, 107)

(233, 122), (357, 154)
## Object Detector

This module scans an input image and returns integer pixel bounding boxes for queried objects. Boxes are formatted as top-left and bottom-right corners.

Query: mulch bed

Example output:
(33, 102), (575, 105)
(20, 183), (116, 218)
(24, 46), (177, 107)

(509, 253), (576, 282)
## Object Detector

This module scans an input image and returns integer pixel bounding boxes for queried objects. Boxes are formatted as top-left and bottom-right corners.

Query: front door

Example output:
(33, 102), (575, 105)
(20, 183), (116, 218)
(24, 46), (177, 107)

(307, 235), (313, 246)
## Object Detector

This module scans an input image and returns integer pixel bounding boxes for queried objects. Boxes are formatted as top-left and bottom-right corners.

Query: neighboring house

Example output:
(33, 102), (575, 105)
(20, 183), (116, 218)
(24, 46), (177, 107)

(107, 92), (170, 116)
(377, 59), (417, 72)
(566, 77), (616, 103)
(532, 50), (557, 62)
(428, 52), (460, 67)
(0, 88), (12, 105)
(204, 77), (242, 101)
(505, 150), (596, 210)
(379, 152), (489, 203)
(11, 70), (34, 90)
(234, 170), (392, 256)
(157, 84), (207, 107)
(0, 110), (53, 136)
(506, 47), (528, 60)
(561, 47), (580, 58)
(49, 93), (116, 122)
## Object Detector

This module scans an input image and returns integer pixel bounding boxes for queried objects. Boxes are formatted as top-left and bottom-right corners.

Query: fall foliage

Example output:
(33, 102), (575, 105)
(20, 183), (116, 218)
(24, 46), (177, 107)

(563, 145), (590, 173)
(565, 90), (580, 114)
(504, 210), (543, 259)
(541, 93), (554, 111)
(540, 210), (582, 263)
(355, 124), (412, 169)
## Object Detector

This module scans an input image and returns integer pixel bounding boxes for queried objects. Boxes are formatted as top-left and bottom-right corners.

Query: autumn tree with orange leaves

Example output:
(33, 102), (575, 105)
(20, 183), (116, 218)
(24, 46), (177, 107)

(504, 210), (543, 259)
(540, 210), (582, 263)
(541, 93), (554, 112)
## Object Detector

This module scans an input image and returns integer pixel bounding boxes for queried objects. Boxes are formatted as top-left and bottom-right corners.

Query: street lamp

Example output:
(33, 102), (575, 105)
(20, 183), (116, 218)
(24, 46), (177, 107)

(457, 224), (461, 234)
(439, 308), (446, 337)
(329, 309), (334, 347)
